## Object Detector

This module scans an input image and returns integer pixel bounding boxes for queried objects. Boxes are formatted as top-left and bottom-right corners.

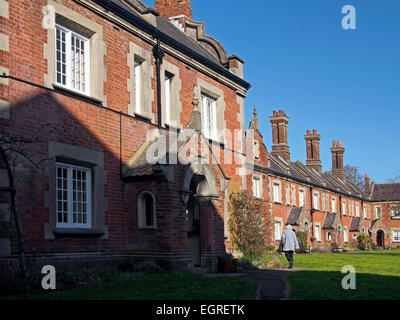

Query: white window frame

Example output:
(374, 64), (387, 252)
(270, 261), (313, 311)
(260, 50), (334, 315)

(343, 227), (349, 243)
(393, 230), (400, 242)
(313, 193), (319, 210)
(252, 177), (261, 199)
(355, 203), (360, 217)
(375, 206), (382, 219)
(138, 191), (157, 229)
(55, 24), (90, 95)
(363, 206), (367, 219)
(322, 194), (326, 212)
(164, 71), (173, 125)
(201, 94), (217, 140)
(299, 189), (305, 207)
(291, 186), (296, 206)
(331, 197), (337, 213)
(342, 200), (347, 216)
(56, 162), (92, 229)
(273, 183), (281, 203)
(315, 224), (321, 242)
(274, 221), (282, 241)
(134, 59), (142, 114)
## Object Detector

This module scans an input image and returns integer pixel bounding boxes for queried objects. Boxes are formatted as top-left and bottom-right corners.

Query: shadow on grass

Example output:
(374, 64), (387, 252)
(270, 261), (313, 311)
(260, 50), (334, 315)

(285, 270), (400, 300)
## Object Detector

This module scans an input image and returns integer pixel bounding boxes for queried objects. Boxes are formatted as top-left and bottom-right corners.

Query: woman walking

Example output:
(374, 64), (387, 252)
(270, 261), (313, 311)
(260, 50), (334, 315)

(281, 224), (299, 269)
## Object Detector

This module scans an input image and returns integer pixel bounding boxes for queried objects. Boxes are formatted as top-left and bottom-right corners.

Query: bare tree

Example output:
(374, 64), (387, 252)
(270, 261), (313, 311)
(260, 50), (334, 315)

(344, 165), (364, 190)
(0, 122), (58, 299)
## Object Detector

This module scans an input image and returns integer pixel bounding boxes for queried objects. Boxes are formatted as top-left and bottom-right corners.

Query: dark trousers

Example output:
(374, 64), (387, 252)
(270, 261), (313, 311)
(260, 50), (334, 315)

(284, 250), (294, 268)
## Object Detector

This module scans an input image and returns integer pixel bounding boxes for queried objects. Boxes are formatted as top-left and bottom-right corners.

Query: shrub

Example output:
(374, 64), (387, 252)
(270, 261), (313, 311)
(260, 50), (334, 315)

(357, 235), (373, 250)
(296, 231), (308, 252)
(228, 191), (272, 260)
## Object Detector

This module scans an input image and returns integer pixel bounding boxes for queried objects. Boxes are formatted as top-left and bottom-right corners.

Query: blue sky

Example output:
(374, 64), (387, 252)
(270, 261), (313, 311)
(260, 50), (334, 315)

(141, 0), (400, 183)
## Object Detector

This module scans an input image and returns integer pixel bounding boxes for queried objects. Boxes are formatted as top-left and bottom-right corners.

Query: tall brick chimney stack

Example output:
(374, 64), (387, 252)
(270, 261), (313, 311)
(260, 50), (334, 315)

(304, 129), (322, 172)
(155, 0), (193, 19)
(269, 110), (290, 162)
(365, 174), (371, 194)
(331, 140), (345, 180)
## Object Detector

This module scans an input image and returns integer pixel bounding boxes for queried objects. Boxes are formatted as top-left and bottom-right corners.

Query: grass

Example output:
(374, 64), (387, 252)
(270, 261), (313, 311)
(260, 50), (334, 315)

(278, 250), (400, 300)
(2, 271), (259, 300)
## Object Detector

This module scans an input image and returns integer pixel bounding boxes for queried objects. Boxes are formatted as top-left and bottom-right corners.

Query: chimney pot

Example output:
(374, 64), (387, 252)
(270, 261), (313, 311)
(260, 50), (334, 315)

(279, 110), (285, 116)
(313, 129), (318, 135)
(333, 141), (337, 147)
(273, 110), (278, 116)
(307, 130), (311, 135)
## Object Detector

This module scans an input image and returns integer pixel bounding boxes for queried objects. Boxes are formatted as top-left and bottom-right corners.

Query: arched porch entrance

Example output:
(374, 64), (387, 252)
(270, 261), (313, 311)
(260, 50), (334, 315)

(181, 162), (221, 269)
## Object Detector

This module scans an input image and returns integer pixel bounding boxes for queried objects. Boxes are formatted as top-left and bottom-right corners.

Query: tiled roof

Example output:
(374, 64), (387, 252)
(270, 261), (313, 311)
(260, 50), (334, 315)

(286, 207), (302, 225)
(323, 213), (336, 229)
(254, 153), (370, 200)
(349, 217), (361, 231)
(371, 183), (400, 201)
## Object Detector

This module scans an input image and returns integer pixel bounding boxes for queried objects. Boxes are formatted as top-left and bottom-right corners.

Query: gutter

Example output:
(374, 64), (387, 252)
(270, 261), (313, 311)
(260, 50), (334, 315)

(90, 0), (251, 90)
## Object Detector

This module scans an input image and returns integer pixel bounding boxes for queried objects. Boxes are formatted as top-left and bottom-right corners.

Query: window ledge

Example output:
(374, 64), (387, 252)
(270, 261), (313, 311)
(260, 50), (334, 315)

(138, 226), (156, 230)
(52, 84), (103, 106)
(53, 228), (104, 237)
(134, 112), (153, 122)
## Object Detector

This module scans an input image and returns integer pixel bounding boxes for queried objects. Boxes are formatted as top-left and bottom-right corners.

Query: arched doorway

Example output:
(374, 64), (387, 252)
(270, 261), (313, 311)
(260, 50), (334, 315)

(376, 230), (385, 247)
(181, 162), (220, 268)
(186, 174), (204, 267)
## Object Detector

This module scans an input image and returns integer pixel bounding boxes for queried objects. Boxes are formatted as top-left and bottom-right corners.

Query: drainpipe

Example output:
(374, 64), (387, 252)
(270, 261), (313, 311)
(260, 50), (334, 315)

(153, 39), (164, 129)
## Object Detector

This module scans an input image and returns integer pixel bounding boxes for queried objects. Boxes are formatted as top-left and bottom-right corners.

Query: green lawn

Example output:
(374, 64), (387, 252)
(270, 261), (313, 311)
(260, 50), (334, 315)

(2, 271), (258, 300)
(279, 250), (400, 300)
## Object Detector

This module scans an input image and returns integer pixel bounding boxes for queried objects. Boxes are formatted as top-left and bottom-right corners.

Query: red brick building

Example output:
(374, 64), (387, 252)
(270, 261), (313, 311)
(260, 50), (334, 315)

(246, 107), (400, 251)
(0, 0), (399, 275)
(0, 0), (250, 271)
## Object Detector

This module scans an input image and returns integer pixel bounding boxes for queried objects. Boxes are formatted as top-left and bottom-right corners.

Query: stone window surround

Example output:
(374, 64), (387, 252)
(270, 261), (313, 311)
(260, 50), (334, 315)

(137, 191), (157, 229)
(392, 228), (400, 242)
(252, 173), (263, 200)
(274, 217), (283, 241)
(272, 179), (282, 204)
(44, 0), (106, 105)
(343, 226), (349, 243)
(326, 230), (332, 241)
(291, 185), (296, 207)
(285, 182), (290, 206)
(44, 141), (108, 239)
(128, 41), (154, 122)
(342, 199), (347, 216)
(314, 222), (321, 242)
(160, 59), (182, 129)
(298, 187), (306, 207)
(374, 205), (382, 219)
(313, 191), (320, 210)
(196, 78), (225, 145)
(331, 196), (337, 213)
(321, 193), (326, 212)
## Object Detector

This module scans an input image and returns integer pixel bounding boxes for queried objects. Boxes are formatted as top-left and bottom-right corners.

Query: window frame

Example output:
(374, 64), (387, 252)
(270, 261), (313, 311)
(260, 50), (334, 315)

(313, 192), (319, 210)
(201, 93), (217, 140)
(55, 162), (92, 229)
(299, 189), (305, 207)
(138, 191), (157, 229)
(274, 221), (282, 241)
(252, 176), (261, 199)
(393, 230), (400, 242)
(273, 182), (281, 204)
(55, 23), (90, 95)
